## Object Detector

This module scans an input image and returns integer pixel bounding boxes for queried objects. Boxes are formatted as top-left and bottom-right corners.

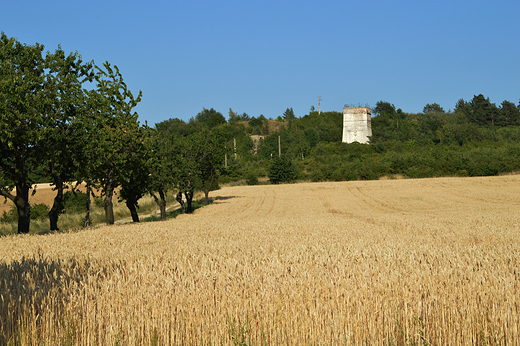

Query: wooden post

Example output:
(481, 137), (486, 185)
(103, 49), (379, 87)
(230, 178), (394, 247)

(278, 135), (281, 157)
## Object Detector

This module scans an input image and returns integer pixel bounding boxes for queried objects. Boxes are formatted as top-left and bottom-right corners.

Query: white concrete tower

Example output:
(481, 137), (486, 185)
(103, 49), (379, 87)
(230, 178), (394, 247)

(342, 107), (372, 144)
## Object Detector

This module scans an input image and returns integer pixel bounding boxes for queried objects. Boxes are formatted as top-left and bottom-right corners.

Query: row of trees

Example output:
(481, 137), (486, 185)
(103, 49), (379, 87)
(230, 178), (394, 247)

(1, 34), (226, 234)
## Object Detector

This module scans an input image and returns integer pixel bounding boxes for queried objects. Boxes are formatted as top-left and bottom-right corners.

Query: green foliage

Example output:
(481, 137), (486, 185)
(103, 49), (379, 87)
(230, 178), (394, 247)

(0, 206), (16, 223)
(228, 109), (250, 124)
(423, 102), (445, 114)
(245, 172), (259, 185)
(248, 116), (264, 129)
(454, 94), (518, 127)
(268, 156), (297, 184)
(373, 101), (396, 116)
(31, 203), (50, 220)
(62, 190), (99, 214)
(220, 158), (243, 183)
(1, 203), (49, 223)
(195, 107), (226, 129)
(282, 107), (295, 120)
(154, 117), (197, 137)
(0, 33), (50, 233)
(82, 61), (143, 225)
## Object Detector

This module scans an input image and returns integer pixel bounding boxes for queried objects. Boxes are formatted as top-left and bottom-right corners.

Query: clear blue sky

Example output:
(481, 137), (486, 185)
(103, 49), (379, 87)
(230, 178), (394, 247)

(3, 0), (519, 126)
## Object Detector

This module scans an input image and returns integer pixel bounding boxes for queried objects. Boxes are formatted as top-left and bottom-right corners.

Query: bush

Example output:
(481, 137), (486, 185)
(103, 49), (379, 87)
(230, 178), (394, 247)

(63, 191), (87, 213)
(31, 203), (50, 220)
(1, 203), (49, 223)
(246, 172), (259, 185)
(268, 156), (297, 184)
(1, 206), (17, 223)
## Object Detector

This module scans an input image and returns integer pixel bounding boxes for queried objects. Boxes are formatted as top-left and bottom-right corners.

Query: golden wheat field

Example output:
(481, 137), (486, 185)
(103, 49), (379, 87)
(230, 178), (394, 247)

(1, 175), (520, 345)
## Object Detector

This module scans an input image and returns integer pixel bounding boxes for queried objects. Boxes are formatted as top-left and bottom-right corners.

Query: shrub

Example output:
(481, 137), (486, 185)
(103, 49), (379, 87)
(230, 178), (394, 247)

(63, 191), (87, 213)
(31, 203), (50, 220)
(245, 172), (259, 185)
(1, 203), (49, 223)
(0, 206), (17, 223)
(268, 156), (297, 184)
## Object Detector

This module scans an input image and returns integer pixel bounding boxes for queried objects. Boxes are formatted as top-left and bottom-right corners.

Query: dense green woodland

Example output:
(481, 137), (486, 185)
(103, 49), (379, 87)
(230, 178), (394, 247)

(2, 34), (520, 234)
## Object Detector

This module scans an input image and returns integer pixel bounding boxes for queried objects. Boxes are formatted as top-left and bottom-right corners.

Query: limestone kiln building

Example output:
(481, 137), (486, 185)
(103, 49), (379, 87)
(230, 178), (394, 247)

(342, 106), (372, 144)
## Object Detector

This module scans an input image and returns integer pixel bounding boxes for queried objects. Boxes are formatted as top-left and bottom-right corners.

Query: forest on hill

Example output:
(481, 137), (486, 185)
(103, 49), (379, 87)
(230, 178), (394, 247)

(157, 95), (520, 187)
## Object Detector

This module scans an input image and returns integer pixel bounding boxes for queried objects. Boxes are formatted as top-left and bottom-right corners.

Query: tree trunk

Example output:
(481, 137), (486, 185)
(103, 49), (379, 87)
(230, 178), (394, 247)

(104, 190), (114, 225)
(49, 163), (63, 231)
(14, 156), (31, 234)
(126, 199), (139, 222)
(203, 175), (215, 205)
(176, 191), (185, 213)
(104, 170), (115, 225)
(153, 190), (167, 220)
(185, 189), (194, 214)
(1, 185), (30, 234)
(158, 189), (167, 220)
(15, 185), (31, 234)
(84, 183), (91, 228)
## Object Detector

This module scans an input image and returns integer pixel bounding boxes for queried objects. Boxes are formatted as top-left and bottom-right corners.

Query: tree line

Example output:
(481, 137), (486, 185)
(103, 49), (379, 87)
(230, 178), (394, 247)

(209, 97), (520, 185)
(0, 34), (226, 234)
(250, 98), (520, 184)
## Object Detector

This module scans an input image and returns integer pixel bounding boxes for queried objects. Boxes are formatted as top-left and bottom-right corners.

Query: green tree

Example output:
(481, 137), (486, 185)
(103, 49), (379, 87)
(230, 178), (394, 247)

(195, 108), (226, 129)
(118, 125), (150, 222)
(239, 112), (250, 121)
(174, 138), (198, 213)
(84, 62), (142, 225)
(69, 104), (100, 227)
(268, 156), (297, 184)
(286, 130), (310, 160)
(373, 101), (396, 116)
(228, 109), (251, 124)
(42, 46), (93, 230)
(248, 116), (264, 129)
(148, 126), (178, 219)
(0, 33), (47, 233)
(228, 108), (240, 124)
(192, 129), (225, 204)
(470, 94), (498, 125)
(283, 107), (296, 120)
(423, 103), (445, 114)
(499, 100), (520, 126)
(154, 117), (195, 137)
(370, 102), (409, 143)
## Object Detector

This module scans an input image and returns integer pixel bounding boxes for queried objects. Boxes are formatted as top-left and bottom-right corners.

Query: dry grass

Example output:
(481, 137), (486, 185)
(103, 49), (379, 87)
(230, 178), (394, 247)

(0, 192), (178, 236)
(1, 175), (520, 345)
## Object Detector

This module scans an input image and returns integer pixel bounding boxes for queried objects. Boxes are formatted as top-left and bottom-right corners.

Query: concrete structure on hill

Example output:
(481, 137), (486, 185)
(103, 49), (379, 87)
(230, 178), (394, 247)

(250, 135), (265, 154)
(342, 106), (372, 144)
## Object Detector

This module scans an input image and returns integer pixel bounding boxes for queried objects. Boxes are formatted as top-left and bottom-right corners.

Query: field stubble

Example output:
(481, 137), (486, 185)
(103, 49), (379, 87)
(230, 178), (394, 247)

(1, 176), (519, 345)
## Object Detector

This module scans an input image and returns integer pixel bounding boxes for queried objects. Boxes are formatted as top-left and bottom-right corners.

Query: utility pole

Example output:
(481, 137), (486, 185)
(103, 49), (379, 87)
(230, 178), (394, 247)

(318, 95), (321, 115)
(278, 135), (281, 157)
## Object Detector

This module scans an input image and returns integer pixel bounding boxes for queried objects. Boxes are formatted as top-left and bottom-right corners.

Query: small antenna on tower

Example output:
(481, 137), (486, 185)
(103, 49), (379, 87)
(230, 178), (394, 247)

(318, 96), (321, 115)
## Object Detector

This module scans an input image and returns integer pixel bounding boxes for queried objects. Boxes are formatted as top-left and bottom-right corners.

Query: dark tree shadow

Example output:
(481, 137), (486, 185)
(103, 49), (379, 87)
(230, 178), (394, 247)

(212, 195), (240, 203)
